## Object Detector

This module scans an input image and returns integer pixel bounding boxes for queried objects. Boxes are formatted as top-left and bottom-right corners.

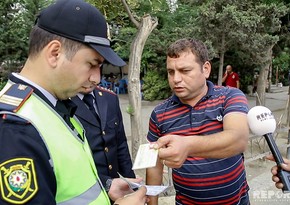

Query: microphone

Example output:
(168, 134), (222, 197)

(247, 106), (290, 193)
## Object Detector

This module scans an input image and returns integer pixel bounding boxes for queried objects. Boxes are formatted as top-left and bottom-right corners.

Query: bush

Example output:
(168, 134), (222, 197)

(142, 70), (171, 101)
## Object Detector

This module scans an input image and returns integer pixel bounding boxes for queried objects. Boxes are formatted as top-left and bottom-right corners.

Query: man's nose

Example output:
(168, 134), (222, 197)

(90, 69), (101, 84)
(173, 72), (182, 83)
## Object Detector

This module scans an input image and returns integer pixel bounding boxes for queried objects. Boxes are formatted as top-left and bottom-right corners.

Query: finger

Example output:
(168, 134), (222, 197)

(145, 196), (150, 203)
(156, 137), (171, 149)
(149, 142), (158, 150)
(271, 166), (278, 175)
(135, 186), (147, 197)
(265, 154), (274, 161)
(281, 163), (290, 172)
(158, 146), (173, 159)
(276, 182), (284, 189)
(162, 160), (166, 166)
(126, 177), (143, 184)
(272, 175), (280, 183)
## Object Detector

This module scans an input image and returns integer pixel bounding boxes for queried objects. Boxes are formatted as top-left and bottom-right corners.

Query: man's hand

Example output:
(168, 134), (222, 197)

(266, 155), (290, 189)
(114, 186), (148, 205)
(151, 135), (191, 168)
(108, 178), (143, 201)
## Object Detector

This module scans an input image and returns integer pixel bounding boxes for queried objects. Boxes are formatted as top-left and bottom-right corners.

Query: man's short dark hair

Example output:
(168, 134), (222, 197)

(167, 38), (209, 66)
(28, 26), (86, 60)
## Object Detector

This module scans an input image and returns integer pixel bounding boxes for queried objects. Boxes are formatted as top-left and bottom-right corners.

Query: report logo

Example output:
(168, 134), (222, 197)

(252, 190), (290, 202)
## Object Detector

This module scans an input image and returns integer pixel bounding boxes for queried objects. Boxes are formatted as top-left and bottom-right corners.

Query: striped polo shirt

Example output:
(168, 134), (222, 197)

(147, 81), (249, 205)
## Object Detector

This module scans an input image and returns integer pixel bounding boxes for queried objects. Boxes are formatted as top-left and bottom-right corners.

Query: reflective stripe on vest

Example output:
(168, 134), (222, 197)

(13, 93), (110, 204)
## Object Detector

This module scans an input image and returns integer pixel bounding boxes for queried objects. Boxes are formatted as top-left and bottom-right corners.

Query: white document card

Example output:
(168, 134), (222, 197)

(132, 143), (158, 170)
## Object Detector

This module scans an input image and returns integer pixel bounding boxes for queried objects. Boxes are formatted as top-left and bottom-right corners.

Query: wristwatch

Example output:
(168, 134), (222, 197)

(105, 179), (113, 192)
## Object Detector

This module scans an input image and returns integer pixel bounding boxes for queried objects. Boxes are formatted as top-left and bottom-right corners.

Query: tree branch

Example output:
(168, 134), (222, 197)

(121, 0), (140, 28)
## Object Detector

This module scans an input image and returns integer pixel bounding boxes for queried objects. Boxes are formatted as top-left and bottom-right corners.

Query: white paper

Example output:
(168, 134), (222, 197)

(118, 173), (168, 196)
(144, 185), (169, 196)
(132, 143), (158, 170)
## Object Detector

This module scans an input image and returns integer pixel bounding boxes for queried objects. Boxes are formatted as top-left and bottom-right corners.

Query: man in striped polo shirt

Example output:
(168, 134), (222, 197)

(146, 38), (250, 205)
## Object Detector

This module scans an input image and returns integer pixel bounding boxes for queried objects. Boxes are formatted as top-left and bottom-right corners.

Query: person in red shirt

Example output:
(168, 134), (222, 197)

(222, 64), (240, 88)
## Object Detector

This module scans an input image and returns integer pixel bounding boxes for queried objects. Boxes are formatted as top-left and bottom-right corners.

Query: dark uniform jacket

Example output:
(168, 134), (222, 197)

(0, 74), (60, 204)
(71, 87), (135, 187)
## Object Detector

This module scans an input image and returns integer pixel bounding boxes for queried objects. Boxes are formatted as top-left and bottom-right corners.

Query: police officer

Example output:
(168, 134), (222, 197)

(72, 85), (136, 203)
(0, 0), (147, 204)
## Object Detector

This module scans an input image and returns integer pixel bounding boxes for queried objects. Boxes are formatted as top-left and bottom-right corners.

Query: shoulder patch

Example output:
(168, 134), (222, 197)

(96, 85), (116, 96)
(0, 84), (33, 113)
(0, 158), (38, 204)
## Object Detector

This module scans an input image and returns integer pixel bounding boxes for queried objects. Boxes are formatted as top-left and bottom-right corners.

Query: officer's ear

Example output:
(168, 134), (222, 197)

(45, 40), (62, 68)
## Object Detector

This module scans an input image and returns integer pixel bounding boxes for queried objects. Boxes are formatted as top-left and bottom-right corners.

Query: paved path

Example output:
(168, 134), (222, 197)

(118, 85), (290, 205)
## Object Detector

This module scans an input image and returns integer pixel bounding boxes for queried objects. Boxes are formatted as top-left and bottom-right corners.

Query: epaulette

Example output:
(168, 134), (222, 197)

(95, 85), (116, 96)
(0, 83), (33, 113)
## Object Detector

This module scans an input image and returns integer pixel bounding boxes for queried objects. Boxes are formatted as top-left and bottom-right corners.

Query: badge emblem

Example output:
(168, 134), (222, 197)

(0, 158), (38, 204)
(18, 84), (27, 91)
(216, 115), (223, 121)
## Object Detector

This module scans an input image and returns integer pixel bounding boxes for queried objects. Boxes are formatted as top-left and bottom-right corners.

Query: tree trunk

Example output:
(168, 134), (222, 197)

(218, 51), (225, 86)
(268, 61), (272, 93)
(127, 15), (158, 159)
(218, 33), (225, 86)
(256, 47), (273, 106)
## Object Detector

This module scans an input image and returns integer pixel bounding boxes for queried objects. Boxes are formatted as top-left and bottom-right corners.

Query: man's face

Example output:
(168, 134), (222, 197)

(226, 66), (232, 74)
(166, 51), (211, 105)
(53, 46), (104, 100)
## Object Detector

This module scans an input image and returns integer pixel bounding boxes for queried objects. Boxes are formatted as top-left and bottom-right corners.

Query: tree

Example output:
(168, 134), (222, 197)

(0, 0), (27, 71)
(240, 2), (288, 105)
(120, 0), (158, 158)
(195, 0), (288, 105)
(0, 0), (52, 86)
(195, 0), (265, 86)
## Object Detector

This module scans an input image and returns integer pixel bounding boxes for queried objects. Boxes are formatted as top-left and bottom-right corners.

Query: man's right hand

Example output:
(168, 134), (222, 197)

(108, 177), (143, 201)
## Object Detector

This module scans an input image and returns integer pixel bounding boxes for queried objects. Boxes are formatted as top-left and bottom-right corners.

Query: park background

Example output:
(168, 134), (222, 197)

(1, 1), (290, 204)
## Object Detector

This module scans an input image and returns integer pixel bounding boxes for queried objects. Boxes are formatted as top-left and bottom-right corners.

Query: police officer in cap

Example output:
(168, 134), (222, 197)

(0, 0), (147, 204)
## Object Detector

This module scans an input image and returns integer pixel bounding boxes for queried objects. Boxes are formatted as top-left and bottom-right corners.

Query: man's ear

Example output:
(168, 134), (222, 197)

(203, 61), (211, 79)
(45, 40), (62, 68)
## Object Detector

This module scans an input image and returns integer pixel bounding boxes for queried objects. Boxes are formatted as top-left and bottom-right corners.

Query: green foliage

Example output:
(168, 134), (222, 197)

(142, 70), (171, 101)
(0, 0), (53, 83)
(86, 0), (128, 24)
(112, 27), (137, 61)
(1, 0), (289, 101)
(272, 47), (290, 85)
(126, 104), (134, 115)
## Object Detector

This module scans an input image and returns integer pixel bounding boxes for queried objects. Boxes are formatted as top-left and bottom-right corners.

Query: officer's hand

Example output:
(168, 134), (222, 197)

(114, 186), (148, 205)
(108, 177), (143, 201)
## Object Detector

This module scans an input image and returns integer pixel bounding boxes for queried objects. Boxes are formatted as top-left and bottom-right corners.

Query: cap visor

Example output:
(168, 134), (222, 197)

(90, 44), (126, 67)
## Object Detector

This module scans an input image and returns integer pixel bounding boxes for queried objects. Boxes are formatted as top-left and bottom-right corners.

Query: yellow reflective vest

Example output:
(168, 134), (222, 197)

(14, 90), (110, 204)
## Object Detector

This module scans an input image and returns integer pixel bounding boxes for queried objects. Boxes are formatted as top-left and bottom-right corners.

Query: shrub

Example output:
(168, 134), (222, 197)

(142, 70), (171, 101)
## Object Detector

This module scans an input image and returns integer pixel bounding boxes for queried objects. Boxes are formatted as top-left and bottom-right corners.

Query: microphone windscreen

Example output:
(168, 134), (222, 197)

(247, 106), (276, 135)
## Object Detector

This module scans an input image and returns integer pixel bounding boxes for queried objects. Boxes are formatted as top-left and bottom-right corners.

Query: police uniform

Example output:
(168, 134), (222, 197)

(0, 74), (110, 204)
(71, 86), (135, 189)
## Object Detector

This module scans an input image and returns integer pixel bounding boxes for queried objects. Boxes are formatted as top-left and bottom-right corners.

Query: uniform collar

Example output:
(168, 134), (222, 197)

(11, 73), (58, 106)
(77, 92), (95, 100)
